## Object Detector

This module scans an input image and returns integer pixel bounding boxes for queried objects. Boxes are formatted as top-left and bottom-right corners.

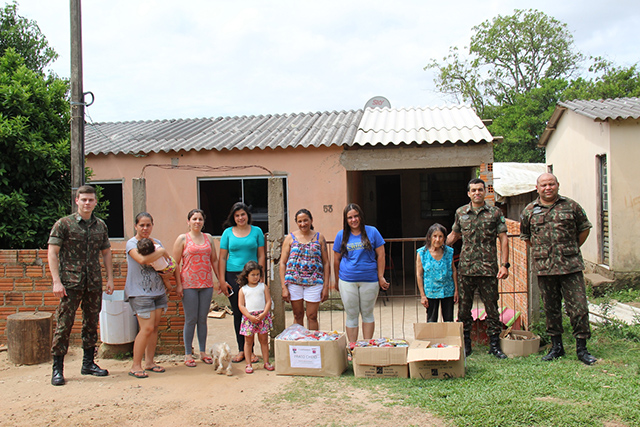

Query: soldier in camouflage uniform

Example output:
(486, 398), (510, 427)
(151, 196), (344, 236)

(520, 173), (596, 365)
(48, 185), (114, 385)
(447, 178), (510, 358)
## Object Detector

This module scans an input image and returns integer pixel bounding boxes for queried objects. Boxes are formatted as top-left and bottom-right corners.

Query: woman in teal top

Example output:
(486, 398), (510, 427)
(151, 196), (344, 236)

(218, 202), (265, 363)
(416, 223), (458, 322)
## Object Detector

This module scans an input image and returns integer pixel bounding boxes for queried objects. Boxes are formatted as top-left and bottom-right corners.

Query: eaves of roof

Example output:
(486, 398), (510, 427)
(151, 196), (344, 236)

(85, 104), (492, 156)
(539, 97), (640, 147)
(354, 105), (493, 146)
(85, 110), (364, 155)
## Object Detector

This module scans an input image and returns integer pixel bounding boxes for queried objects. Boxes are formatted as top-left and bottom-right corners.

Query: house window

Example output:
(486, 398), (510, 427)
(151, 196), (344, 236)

(90, 181), (125, 239)
(597, 155), (609, 265)
(419, 171), (467, 219)
(198, 177), (288, 236)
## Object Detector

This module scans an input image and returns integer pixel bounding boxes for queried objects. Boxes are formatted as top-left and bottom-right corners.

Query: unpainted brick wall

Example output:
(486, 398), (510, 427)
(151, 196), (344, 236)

(0, 249), (183, 354)
(497, 219), (530, 327)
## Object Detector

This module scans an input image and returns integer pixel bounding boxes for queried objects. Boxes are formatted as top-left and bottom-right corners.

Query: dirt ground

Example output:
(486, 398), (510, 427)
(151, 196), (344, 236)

(0, 313), (444, 427)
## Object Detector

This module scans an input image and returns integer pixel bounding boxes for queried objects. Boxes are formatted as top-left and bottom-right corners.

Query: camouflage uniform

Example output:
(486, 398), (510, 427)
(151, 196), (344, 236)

(452, 203), (507, 336)
(520, 196), (592, 339)
(49, 213), (111, 356)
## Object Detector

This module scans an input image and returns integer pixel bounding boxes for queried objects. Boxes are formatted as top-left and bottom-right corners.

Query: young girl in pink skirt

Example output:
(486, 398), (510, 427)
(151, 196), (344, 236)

(237, 261), (274, 373)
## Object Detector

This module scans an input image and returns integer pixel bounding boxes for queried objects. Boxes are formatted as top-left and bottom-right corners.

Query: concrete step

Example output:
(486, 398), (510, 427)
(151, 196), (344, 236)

(584, 273), (615, 286)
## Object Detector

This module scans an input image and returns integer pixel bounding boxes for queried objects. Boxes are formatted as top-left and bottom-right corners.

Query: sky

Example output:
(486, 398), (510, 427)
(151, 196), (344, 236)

(13, 0), (640, 123)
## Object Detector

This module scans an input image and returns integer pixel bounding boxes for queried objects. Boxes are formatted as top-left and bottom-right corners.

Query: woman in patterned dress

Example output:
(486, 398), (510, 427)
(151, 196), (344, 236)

(279, 209), (329, 330)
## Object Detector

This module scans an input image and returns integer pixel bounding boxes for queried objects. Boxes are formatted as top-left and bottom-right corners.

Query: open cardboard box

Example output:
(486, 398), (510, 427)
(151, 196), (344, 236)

(499, 330), (540, 357)
(275, 333), (347, 377)
(407, 322), (465, 379)
(352, 346), (408, 378)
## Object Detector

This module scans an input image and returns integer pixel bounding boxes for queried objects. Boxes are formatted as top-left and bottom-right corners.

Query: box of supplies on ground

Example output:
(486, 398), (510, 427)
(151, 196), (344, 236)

(407, 322), (465, 379)
(500, 330), (540, 357)
(352, 339), (409, 378)
(275, 325), (347, 377)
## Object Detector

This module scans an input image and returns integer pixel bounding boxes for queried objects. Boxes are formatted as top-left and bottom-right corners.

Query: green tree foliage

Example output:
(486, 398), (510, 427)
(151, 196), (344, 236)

(426, 9), (581, 117)
(0, 1), (57, 73)
(0, 4), (72, 250)
(489, 78), (568, 163)
(563, 57), (640, 101)
(427, 9), (640, 162)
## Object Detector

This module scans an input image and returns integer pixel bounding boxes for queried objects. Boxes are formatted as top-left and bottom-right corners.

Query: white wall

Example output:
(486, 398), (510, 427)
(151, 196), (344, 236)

(546, 111), (640, 272)
(545, 111), (610, 268)
(609, 120), (640, 271)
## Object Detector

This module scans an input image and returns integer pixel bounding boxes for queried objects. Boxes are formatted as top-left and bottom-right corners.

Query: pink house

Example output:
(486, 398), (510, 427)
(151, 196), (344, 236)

(85, 105), (495, 254)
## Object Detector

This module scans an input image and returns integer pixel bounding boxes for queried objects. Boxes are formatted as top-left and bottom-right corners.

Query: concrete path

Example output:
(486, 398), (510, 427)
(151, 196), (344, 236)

(589, 301), (640, 325)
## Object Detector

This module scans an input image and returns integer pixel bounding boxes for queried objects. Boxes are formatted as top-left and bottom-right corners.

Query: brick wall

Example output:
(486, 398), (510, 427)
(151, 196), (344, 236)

(0, 249), (183, 354)
(497, 219), (530, 328)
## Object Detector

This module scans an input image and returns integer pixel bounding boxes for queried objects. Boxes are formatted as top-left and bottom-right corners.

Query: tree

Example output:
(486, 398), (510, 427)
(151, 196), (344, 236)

(0, 1), (57, 73)
(426, 9), (640, 162)
(563, 57), (640, 101)
(489, 79), (568, 163)
(0, 49), (70, 248)
(0, 1), (71, 249)
(426, 9), (581, 117)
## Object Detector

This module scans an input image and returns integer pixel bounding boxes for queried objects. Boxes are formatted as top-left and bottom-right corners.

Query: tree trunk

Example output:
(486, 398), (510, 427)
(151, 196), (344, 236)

(6, 312), (52, 365)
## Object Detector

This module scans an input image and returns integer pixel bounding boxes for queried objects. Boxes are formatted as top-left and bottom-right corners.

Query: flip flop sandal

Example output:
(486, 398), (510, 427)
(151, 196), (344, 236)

(145, 365), (165, 373)
(251, 355), (259, 363)
(232, 354), (245, 363)
(129, 370), (148, 379)
(245, 365), (254, 374)
(263, 363), (275, 371)
(202, 356), (213, 365)
(184, 359), (197, 368)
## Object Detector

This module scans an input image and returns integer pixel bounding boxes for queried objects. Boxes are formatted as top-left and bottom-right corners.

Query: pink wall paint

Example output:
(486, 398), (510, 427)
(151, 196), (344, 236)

(87, 146), (349, 250)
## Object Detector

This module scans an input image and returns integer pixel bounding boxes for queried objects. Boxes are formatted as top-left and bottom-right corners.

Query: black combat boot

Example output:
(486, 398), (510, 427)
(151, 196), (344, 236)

(576, 338), (597, 365)
(488, 334), (507, 359)
(81, 348), (109, 376)
(464, 331), (473, 357)
(51, 355), (65, 386)
(541, 335), (565, 361)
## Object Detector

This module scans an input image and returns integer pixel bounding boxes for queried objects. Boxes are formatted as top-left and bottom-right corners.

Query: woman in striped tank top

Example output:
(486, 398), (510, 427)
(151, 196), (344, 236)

(173, 209), (220, 367)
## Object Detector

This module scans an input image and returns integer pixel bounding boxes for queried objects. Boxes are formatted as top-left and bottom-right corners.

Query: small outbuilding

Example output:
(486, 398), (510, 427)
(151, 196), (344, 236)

(540, 97), (640, 280)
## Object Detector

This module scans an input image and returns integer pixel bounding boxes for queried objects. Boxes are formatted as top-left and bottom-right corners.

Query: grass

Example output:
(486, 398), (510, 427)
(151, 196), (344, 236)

(272, 323), (640, 427)
(589, 287), (640, 305)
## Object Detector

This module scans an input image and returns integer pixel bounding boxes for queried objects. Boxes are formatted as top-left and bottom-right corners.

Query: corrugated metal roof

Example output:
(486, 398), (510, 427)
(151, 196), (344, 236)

(353, 105), (492, 146)
(558, 97), (640, 121)
(85, 110), (364, 155)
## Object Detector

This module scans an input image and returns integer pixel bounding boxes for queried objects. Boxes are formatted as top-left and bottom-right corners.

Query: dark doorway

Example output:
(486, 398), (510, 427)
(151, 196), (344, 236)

(376, 175), (402, 238)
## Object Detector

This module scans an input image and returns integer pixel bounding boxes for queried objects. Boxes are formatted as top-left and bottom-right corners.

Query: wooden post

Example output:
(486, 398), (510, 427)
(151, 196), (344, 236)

(268, 177), (285, 354)
(70, 0), (85, 212)
(6, 312), (53, 365)
(132, 178), (147, 217)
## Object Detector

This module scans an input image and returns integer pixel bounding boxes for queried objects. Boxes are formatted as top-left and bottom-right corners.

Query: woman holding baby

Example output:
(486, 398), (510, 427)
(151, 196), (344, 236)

(173, 209), (220, 367)
(125, 212), (178, 378)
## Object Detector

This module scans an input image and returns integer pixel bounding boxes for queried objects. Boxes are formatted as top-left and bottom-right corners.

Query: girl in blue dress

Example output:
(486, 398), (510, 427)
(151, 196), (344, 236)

(416, 223), (458, 322)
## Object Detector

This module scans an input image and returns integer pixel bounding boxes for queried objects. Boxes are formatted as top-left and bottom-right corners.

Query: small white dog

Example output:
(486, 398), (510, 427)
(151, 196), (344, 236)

(209, 342), (233, 376)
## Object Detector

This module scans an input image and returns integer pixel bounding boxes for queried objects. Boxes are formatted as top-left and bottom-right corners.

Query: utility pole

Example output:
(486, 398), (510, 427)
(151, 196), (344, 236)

(69, 0), (84, 211)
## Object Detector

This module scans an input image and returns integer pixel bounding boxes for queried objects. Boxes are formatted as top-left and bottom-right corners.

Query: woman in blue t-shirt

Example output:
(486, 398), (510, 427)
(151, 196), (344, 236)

(333, 203), (389, 344)
(218, 202), (265, 363)
(416, 223), (458, 323)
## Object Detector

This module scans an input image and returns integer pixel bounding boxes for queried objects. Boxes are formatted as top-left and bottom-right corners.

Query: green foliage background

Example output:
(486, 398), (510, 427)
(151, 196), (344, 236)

(0, 2), (71, 249)
(427, 9), (640, 163)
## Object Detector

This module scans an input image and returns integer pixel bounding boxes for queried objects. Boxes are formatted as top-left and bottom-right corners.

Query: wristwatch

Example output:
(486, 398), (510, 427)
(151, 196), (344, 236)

(501, 262), (511, 269)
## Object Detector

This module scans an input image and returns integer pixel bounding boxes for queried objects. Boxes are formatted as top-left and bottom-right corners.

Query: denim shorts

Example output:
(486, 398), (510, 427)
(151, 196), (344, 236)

(128, 294), (168, 319)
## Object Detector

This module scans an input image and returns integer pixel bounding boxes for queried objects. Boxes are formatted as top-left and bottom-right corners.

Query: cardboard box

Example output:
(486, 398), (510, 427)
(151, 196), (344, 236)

(500, 330), (540, 357)
(408, 322), (465, 379)
(352, 346), (408, 378)
(275, 333), (347, 377)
